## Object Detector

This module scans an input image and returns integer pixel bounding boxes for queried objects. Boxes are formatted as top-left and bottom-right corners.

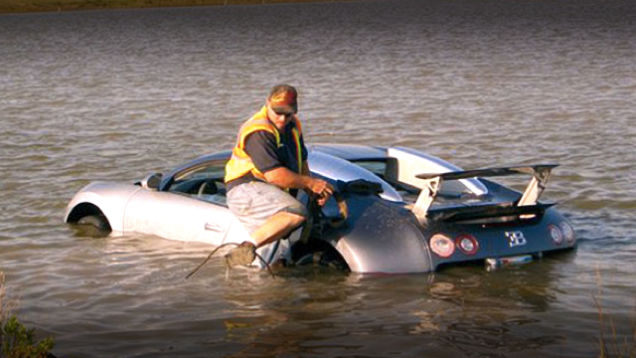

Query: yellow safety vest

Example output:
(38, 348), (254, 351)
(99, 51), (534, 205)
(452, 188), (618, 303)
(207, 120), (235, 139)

(224, 106), (304, 184)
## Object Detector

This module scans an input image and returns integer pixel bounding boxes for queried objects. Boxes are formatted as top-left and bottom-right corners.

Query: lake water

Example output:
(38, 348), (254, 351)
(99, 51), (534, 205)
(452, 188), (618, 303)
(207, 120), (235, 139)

(1, 0), (635, 356)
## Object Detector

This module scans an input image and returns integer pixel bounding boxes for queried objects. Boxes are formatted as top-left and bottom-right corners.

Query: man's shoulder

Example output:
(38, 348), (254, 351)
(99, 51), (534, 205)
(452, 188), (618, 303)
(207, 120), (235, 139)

(239, 114), (279, 144)
(245, 129), (277, 143)
(244, 130), (278, 154)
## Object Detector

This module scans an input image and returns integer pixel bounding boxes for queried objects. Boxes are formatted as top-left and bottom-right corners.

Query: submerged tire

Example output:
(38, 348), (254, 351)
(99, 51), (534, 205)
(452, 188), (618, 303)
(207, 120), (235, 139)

(75, 215), (111, 237)
(295, 250), (349, 271)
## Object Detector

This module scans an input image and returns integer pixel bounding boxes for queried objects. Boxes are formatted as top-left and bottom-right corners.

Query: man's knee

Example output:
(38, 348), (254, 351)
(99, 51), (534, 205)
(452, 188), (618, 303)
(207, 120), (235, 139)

(282, 199), (308, 220)
(274, 210), (306, 229)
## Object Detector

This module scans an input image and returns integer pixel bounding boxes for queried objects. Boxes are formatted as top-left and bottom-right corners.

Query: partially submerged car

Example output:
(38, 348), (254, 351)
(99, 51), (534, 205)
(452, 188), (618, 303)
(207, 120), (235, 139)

(65, 144), (576, 274)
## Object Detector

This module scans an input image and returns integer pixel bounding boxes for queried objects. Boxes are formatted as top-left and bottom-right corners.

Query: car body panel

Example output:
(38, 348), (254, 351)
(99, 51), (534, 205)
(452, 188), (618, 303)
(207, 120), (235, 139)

(308, 151), (403, 202)
(122, 189), (250, 245)
(422, 206), (572, 269)
(327, 196), (434, 273)
(310, 144), (488, 197)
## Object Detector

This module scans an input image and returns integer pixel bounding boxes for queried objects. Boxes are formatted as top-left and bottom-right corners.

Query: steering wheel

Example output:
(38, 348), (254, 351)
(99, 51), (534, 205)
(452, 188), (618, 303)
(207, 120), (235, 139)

(197, 178), (218, 195)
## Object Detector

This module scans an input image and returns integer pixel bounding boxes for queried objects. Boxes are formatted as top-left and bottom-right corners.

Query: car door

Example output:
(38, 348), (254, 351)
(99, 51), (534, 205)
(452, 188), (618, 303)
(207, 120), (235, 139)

(122, 159), (250, 245)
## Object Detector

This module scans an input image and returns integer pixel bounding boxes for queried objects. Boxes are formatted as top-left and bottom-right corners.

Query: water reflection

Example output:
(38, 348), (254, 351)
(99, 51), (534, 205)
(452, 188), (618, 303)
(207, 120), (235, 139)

(214, 254), (578, 357)
(417, 260), (570, 355)
(221, 269), (352, 357)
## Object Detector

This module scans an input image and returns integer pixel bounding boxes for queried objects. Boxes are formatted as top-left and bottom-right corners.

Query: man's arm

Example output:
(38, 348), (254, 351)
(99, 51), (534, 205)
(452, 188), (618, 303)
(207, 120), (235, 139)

(265, 162), (333, 206)
(264, 166), (332, 198)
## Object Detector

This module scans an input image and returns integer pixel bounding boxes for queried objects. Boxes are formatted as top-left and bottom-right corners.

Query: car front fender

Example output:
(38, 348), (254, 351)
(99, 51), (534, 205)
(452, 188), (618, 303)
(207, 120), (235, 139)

(64, 182), (142, 232)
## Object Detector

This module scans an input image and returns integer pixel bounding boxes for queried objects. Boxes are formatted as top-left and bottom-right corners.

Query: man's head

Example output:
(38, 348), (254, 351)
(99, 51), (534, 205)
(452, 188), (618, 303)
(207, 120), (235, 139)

(266, 84), (298, 130)
(268, 84), (297, 114)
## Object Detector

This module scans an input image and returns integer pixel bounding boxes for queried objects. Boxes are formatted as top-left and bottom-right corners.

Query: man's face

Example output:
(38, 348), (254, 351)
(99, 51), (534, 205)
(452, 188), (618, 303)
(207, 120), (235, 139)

(266, 100), (294, 130)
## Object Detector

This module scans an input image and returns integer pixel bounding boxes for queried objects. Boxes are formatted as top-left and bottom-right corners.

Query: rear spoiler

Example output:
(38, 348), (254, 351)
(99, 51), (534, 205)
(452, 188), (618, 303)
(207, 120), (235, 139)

(427, 202), (556, 223)
(412, 164), (558, 223)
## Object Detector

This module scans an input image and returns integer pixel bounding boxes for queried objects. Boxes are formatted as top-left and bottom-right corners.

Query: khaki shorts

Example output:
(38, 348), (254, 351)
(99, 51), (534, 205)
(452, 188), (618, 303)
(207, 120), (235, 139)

(226, 181), (307, 235)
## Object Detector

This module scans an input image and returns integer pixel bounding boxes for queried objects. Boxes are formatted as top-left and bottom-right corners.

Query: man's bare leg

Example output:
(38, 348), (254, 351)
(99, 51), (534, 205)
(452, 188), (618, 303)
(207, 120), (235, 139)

(250, 211), (305, 247)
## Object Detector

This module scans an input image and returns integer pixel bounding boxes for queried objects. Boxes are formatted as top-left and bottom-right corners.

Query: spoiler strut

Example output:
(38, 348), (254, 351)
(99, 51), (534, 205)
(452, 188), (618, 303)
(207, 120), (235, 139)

(412, 164), (559, 223)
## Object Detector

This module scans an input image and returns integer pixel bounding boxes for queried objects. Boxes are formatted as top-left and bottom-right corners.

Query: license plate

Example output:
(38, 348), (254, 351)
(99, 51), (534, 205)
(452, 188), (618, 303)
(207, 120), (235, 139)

(485, 254), (533, 271)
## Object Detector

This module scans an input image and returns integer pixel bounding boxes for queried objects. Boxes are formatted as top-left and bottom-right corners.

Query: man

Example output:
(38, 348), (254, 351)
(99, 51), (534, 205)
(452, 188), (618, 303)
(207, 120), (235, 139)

(223, 84), (333, 267)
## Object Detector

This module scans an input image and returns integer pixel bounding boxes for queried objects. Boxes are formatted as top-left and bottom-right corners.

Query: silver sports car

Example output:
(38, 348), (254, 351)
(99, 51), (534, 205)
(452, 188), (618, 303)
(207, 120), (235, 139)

(65, 144), (576, 274)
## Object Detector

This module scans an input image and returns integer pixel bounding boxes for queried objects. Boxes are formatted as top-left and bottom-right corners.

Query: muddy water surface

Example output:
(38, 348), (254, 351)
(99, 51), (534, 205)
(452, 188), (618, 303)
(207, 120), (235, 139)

(1, 0), (635, 357)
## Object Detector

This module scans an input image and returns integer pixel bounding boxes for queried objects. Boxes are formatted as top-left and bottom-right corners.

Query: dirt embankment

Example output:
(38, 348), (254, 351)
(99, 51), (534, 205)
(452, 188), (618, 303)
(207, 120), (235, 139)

(0, 0), (340, 14)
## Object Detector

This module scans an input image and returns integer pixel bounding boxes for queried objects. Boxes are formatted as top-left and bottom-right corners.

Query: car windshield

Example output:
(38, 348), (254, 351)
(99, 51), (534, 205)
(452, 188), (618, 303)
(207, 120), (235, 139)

(166, 160), (227, 206)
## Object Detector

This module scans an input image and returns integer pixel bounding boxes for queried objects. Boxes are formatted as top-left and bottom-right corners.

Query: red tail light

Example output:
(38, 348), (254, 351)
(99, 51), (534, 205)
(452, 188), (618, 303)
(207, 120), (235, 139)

(455, 234), (479, 255)
(430, 234), (455, 258)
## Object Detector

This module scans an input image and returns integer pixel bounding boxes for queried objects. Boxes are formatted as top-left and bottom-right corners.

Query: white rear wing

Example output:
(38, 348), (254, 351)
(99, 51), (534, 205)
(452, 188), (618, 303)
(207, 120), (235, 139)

(412, 164), (558, 223)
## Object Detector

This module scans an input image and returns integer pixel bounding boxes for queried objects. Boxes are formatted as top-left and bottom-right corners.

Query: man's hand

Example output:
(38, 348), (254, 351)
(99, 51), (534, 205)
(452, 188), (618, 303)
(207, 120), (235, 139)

(262, 166), (334, 206)
(224, 241), (257, 267)
(307, 177), (334, 206)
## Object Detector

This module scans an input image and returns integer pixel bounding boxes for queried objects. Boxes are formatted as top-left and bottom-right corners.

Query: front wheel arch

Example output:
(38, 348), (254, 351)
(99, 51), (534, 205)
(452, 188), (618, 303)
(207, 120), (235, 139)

(66, 203), (112, 233)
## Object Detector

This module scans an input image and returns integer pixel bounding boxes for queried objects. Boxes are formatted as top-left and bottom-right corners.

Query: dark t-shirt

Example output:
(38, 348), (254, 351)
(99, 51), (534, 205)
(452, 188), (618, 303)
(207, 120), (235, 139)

(226, 120), (308, 192)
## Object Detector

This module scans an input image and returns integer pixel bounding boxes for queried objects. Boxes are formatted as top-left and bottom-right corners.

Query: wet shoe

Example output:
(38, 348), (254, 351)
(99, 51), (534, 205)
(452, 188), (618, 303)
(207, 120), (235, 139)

(224, 242), (256, 267)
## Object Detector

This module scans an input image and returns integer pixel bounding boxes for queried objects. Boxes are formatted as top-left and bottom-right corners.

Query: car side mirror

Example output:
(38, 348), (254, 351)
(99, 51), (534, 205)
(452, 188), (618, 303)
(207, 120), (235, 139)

(141, 172), (163, 190)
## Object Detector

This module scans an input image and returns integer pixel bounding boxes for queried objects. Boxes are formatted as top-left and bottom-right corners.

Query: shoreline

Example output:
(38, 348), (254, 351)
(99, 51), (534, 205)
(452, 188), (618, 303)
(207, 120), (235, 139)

(0, 0), (348, 14)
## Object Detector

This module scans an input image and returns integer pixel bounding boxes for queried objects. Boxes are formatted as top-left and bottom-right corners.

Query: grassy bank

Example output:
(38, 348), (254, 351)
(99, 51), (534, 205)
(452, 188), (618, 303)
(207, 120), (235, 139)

(0, 0), (341, 14)
(1, 272), (55, 358)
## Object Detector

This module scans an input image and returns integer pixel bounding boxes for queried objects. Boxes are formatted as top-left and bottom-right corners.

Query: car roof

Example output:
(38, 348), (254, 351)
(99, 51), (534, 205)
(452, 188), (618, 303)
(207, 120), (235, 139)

(309, 143), (388, 161)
